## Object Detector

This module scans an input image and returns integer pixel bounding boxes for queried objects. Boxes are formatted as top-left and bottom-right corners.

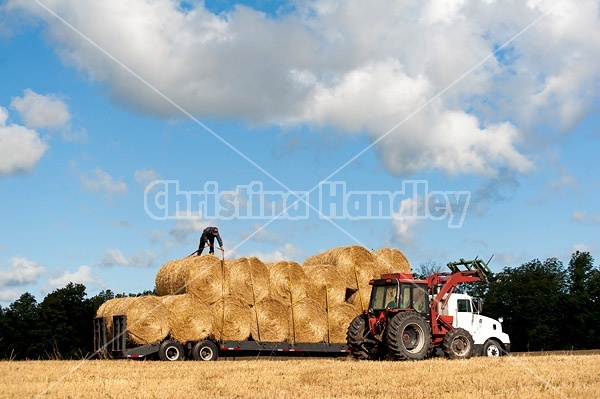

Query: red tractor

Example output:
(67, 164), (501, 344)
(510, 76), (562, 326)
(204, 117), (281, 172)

(346, 258), (510, 360)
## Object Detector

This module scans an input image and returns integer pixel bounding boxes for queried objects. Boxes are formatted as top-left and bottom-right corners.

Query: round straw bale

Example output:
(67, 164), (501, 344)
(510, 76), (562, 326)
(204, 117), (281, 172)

(211, 295), (252, 341)
(155, 255), (227, 304)
(288, 298), (327, 343)
(307, 246), (375, 289)
(96, 297), (134, 337)
(162, 294), (213, 343)
(266, 261), (309, 303)
(347, 285), (372, 311)
(327, 303), (363, 343)
(225, 257), (270, 306)
(303, 264), (346, 308)
(249, 297), (289, 342)
(372, 247), (411, 275)
(124, 296), (170, 345)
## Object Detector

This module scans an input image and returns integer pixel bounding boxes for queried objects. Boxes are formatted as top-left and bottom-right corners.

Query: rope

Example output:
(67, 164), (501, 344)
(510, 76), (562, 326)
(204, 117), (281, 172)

(220, 251), (225, 343)
(288, 262), (296, 345)
(351, 247), (365, 309)
(249, 258), (261, 342)
(325, 283), (331, 345)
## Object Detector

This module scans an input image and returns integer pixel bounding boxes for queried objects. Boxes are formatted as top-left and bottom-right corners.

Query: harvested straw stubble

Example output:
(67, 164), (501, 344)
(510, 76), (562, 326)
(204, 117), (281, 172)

(161, 294), (213, 343)
(303, 264), (346, 308)
(225, 257), (269, 306)
(211, 295), (252, 341)
(288, 298), (328, 343)
(155, 255), (227, 304)
(98, 296), (169, 345)
(327, 303), (362, 343)
(267, 261), (309, 303)
(304, 246), (375, 290)
(372, 247), (411, 275)
(250, 297), (289, 342)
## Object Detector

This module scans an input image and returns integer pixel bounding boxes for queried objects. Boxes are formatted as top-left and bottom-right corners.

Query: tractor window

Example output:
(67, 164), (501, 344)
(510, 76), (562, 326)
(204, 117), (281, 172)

(401, 285), (411, 308)
(369, 285), (398, 309)
(457, 299), (472, 313)
(412, 286), (428, 314)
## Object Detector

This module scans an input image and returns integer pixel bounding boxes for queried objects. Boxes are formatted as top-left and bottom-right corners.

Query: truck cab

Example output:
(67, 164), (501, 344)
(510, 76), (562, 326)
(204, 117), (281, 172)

(438, 293), (510, 357)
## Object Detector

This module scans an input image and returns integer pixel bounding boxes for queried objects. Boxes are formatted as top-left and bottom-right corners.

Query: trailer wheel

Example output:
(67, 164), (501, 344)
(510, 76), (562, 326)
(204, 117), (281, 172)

(483, 339), (503, 357)
(443, 328), (474, 359)
(346, 314), (383, 360)
(192, 340), (218, 361)
(158, 340), (185, 361)
(386, 312), (431, 360)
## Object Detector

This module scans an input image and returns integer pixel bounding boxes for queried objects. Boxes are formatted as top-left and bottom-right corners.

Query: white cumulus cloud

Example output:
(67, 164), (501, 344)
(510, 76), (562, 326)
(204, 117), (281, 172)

(5, 0), (600, 176)
(46, 265), (104, 291)
(99, 248), (156, 268)
(0, 106), (48, 177)
(10, 88), (71, 129)
(78, 166), (128, 198)
(0, 257), (45, 286)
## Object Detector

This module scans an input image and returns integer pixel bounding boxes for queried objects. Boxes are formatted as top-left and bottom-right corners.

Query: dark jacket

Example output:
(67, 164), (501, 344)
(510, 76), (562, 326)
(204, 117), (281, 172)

(201, 226), (223, 247)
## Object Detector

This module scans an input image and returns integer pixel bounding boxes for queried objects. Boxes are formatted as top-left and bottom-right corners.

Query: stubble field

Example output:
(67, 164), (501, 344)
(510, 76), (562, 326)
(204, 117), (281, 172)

(1, 353), (599, 399)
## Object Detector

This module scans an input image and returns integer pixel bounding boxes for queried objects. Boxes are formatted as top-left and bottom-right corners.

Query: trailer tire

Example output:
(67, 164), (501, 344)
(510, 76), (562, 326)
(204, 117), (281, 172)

(192, 340), (219, 361)
(483, 339), (503, 357)
(346, 314), (383, 360)
(443, 328), (474, 359)
(386, 312), (431, 360)
(158, 340), (185, 361)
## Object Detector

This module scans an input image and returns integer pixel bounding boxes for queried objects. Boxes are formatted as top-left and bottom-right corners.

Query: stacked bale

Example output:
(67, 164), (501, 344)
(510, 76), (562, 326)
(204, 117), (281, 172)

(327, 303), (362, 343)
(155, 255), (227, 304)
(372, 247), (411, 275)
(267, 261), (310, 303)
(249, 297), (289, 342)
(225, 257), (269, 306)
(287, 298), (328, 343)
(161, 294), (213, 343)
(303, 264), (346, 309)
(304, 246), (375, 289)
(96, 296), (169, 345)
(211, 295), (253, 341)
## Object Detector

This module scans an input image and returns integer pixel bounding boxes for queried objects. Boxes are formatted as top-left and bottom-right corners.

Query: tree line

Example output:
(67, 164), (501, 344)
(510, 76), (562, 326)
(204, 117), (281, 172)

(0, 251), (598, 359)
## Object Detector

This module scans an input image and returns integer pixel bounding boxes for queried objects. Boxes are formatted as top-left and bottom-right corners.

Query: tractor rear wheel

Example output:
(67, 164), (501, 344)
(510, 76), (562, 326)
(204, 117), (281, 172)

(443, 328), (474, 359)
(386, 312), (431, 360)
(346, 314), (383, 360)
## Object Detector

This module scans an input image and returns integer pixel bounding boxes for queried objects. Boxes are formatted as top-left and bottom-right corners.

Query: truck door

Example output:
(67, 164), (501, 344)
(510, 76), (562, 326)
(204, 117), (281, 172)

(454, 298), (476, 333)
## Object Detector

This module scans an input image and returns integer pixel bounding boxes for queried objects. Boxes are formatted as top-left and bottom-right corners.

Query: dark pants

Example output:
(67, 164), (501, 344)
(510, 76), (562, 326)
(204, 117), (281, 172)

(198, 237), (215, 255)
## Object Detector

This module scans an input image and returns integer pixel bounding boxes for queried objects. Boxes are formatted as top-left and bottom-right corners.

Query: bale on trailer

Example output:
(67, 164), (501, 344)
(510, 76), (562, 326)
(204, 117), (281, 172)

(225, 257), (269, 306)
(97, 296), (169, 345)
(249, 297), (289, 342)
(161, 294), (214, 343)
(347, 285), (372, 311)
(288, 298), (328, 344)
(155, 255), (227, 304)
(327, 303), (362, 343)
(303, 264), (346, 308)
(372, 247), (411, 275)
(211, 295), (252, 341)
(267, 261), (310, 303)
(304, 246), (375, 289)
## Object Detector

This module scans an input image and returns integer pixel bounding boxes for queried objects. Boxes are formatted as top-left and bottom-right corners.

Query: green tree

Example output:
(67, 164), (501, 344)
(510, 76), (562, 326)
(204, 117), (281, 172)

(1, 293), (43, 359)
(566, 251), (597, 348)
(38, 283), (95, 359)
(484, 258), (569, 351)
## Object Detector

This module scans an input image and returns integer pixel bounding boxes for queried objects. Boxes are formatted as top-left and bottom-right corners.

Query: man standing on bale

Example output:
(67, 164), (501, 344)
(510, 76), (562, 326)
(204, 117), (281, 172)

(197, 226), (224, 255)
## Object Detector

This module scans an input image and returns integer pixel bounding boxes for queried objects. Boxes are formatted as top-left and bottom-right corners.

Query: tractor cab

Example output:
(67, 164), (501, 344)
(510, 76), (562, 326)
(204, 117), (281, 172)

(368, 274), (429, 314)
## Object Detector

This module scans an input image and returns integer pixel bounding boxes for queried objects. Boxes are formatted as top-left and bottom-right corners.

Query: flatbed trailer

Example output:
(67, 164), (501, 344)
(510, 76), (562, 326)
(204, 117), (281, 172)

(93, 315), (349, 361)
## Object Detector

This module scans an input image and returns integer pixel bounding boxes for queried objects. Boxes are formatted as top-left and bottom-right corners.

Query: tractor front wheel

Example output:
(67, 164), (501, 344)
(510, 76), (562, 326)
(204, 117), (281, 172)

(443, 328), (474, 359)
(386, 312), (431, 361)
(346, 314), (383, 360)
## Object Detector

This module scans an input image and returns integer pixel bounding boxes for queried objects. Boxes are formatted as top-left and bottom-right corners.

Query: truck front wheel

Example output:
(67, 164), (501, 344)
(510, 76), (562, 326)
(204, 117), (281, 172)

(443, 328), (474, 359)
(192, 340), (219, 361)
(483, 339), (503, 357)
(158, 340), (185, 361)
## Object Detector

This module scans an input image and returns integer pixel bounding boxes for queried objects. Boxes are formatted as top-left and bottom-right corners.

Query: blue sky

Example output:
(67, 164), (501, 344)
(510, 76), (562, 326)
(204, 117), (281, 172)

(0, 0), (598, 304)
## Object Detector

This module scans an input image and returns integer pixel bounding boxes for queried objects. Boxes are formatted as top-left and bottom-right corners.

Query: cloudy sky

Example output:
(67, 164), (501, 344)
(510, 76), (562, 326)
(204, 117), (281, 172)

(0, 0), (598, 304)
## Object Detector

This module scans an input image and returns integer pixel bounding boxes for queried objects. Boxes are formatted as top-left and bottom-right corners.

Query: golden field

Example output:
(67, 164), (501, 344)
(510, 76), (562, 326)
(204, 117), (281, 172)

(1, 354), (599, 399)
